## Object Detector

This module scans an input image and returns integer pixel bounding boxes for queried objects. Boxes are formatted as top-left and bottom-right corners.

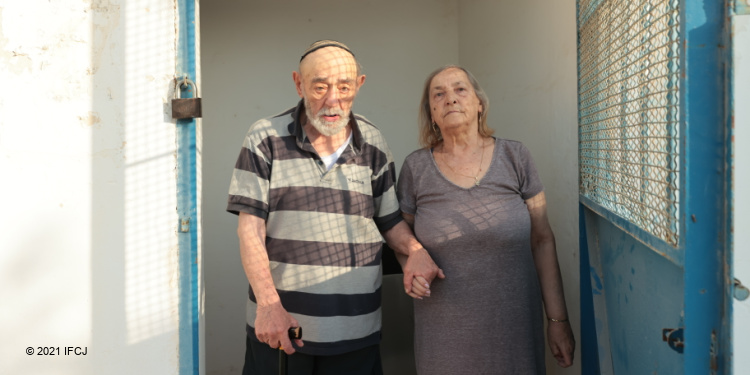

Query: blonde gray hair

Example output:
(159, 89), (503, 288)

(418, 65), (492, 148)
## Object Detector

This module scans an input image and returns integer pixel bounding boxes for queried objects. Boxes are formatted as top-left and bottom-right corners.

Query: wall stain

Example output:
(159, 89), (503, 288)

(87, 0), (121, 75)
(0, 7), (33, 74)
(79, 111), (102, 128)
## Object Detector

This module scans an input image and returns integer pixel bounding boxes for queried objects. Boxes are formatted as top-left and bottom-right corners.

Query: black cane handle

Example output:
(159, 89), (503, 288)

(288, 326), (302, 340)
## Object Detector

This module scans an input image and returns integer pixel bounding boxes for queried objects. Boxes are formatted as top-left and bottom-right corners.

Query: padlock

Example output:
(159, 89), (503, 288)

(172, 78), (202, 119)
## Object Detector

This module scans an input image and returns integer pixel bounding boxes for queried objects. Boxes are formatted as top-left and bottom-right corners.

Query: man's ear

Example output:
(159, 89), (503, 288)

(292, 71), (304, 98)
(353, 74), (366, 96)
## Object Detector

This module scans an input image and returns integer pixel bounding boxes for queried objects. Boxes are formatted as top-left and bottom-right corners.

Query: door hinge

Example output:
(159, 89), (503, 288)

(180, 217), (191, 232)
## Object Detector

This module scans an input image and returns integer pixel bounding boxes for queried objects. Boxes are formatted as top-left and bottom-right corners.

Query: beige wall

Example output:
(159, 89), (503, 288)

(202, 1), (579, 374)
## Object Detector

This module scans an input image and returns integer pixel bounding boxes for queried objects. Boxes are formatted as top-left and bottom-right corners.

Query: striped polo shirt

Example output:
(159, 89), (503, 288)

(227, 100), (402, 356)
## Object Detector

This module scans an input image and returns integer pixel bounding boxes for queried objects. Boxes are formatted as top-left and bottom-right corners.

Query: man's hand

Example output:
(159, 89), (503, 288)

(254, 302), (304, 355)
(547, 320), (575, 368)
(402, 247), (445, 299)
(382, 219), (445, 299)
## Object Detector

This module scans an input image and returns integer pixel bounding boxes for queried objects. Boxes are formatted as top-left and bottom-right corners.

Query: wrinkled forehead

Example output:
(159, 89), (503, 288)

(299, 47), (359, 81)
(431, 68), (471, 89)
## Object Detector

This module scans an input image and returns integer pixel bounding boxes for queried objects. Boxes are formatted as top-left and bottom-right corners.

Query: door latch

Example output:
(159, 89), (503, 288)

(662, 328), (684, 353)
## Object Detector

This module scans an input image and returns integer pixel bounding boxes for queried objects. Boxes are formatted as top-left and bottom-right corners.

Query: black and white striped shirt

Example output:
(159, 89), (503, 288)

(227, 100), (402, 355)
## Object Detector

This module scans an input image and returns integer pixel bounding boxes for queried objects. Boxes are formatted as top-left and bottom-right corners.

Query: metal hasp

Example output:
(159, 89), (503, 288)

(662, 328), (685, 354)
(172, 77), (202, 119)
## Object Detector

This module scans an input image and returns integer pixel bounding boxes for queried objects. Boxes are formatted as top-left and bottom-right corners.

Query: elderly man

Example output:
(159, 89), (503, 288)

(227, 40), (443, 375)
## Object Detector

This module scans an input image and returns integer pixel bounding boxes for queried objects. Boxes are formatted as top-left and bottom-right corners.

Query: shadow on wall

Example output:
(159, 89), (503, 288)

(91, 0), (127, 367)
(90, 1), (181, 372)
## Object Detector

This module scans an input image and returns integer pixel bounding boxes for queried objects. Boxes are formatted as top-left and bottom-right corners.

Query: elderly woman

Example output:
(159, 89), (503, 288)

(397, 65), (575, 374)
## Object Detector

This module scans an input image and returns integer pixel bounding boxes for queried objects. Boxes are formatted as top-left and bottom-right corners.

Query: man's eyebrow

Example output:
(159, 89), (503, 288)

(311, 76), (355, 84)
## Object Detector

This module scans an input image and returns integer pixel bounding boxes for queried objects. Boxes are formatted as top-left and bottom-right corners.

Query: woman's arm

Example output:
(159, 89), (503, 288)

(526, 192), (575, 368)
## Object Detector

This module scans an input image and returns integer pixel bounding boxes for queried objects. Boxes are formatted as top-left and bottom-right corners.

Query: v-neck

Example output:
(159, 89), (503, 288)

(430, 137), (497, 190)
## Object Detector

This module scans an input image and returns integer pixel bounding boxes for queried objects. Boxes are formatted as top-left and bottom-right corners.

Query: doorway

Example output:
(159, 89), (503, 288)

(200, 1), (580, 374)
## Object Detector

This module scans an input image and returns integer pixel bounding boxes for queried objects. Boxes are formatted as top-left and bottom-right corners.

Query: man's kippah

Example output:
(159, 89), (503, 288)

(300, 40), (355, 62)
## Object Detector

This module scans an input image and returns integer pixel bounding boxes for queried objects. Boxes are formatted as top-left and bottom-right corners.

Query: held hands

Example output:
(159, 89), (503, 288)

(547, 320), (575, 368)
(403, 247), (445, 299)
(255, 302), (304, 355)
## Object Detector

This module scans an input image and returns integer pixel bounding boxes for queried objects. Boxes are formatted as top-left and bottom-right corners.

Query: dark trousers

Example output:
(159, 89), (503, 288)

(242, 336), (383, 375)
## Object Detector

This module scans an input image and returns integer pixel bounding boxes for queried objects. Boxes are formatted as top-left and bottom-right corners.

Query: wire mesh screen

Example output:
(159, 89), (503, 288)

(578, 0), (681, 246)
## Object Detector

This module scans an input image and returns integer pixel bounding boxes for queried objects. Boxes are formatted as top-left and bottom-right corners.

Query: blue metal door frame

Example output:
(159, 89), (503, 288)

(578, 0), (730, 373)
(176, 0), (200, 374)
(681, 0), (728, 371)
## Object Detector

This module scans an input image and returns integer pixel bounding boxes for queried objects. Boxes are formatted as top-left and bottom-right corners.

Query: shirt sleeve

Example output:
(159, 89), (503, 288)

(370, 135), (403, 232)
(226, 122), (272, 219)
(396, 154), (417, 216)
(515, 142), (545, 200)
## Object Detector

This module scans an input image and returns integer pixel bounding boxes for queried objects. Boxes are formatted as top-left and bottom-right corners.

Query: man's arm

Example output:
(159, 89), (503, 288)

(382, 217), (444, 299)
(238, 212), (303, 354)
(526, 192), (574, 368)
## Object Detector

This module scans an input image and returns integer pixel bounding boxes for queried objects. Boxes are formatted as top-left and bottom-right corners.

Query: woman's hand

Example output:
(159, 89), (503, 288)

(409, 275), (431, 299)
(547, 320), (575, 367)
(403, 247), (445, 299)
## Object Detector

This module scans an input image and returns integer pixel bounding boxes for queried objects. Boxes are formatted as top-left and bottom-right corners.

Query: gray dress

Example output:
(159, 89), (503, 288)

(397, 138), (546, 375)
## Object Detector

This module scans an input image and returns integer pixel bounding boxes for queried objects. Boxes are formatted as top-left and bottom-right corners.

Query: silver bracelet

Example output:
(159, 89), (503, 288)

(548, 317), (569, 323)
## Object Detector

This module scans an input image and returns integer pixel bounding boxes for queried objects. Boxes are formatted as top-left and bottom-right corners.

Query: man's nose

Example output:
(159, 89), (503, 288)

(324, 87), (340, 105)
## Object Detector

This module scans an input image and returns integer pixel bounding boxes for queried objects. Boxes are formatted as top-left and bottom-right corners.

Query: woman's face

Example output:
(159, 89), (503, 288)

(428, 68), (483, 132)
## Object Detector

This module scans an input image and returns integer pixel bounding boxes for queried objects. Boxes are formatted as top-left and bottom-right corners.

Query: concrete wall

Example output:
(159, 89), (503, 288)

(0, 1), (196, 374)
(202, 1), (580, 374)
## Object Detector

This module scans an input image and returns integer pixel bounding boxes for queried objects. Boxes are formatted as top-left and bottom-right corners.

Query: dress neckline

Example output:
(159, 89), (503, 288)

(430, 137), (497, 190)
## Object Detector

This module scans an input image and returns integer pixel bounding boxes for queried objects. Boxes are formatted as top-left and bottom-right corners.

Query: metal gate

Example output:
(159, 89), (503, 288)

(577, 0), (730, 373)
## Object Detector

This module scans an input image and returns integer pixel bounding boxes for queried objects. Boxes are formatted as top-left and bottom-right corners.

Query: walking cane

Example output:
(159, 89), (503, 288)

(279, 327), (303, 375)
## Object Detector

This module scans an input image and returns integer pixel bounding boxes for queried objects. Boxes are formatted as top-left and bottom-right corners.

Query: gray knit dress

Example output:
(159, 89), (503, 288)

(397, 138), (546, 375)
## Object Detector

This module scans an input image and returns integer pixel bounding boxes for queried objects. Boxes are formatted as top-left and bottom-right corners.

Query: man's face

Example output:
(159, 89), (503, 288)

(293, 47), (365, 136)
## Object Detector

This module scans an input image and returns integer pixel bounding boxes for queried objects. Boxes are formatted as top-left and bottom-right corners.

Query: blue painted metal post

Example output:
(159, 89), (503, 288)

(579, 204), (601, 375)
(176, 0), (199, 374)
(682, 0), (728, 373)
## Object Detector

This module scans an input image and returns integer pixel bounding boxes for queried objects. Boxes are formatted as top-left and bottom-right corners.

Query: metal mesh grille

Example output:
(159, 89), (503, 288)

(578, 0), (680, 246)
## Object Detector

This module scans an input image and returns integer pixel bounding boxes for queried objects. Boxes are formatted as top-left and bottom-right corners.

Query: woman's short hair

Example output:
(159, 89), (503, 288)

(418, 65), (493, 148)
